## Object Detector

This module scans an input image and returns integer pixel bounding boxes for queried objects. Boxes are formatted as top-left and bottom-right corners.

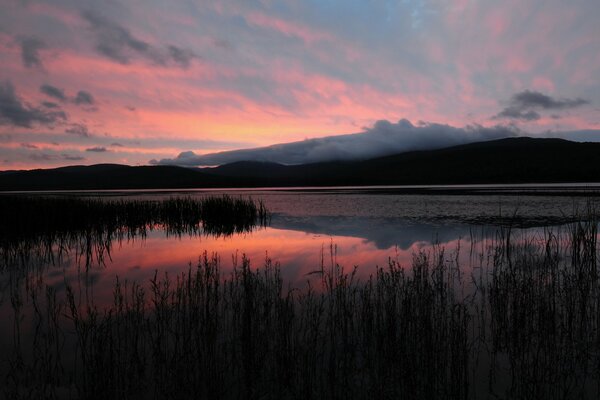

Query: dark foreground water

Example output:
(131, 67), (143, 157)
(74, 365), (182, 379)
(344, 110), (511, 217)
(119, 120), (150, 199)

(1, 187), (600, 399)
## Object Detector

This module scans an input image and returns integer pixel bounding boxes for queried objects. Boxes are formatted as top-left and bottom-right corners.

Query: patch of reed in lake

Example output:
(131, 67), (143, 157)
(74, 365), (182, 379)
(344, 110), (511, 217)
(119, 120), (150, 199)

(0, 195), (270, 272)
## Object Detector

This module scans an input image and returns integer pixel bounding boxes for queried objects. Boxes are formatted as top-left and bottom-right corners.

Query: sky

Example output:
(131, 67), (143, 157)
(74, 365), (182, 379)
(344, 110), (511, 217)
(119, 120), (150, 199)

(0, 0), (599, 169)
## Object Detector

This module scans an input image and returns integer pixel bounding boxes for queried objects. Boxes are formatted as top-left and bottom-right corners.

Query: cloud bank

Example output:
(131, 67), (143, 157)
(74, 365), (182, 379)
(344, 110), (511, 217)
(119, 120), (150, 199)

(151, 119), (518, 166)
(82, 10), (197, 68)
(40, 84), (67, 102)
(74, 90), (95, 106)
(19, 37), (45, 68)
(494, 90), (590, 121)
(29, 153), (85, 162)
(0, 81), (66, 128)
(64, 123), (91, 137)
(85, 146), (108, 153)
(40, 84), (96, 107)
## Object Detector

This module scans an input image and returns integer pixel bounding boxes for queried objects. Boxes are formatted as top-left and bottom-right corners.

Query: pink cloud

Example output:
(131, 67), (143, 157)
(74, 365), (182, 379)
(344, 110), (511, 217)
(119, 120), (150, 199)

(486, 10), (508, 38)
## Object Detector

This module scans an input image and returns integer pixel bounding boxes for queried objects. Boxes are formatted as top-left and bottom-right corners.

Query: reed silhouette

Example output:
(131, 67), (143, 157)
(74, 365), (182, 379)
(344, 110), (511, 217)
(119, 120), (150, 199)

(1, 199), (600, 399)
(0, 195), (270, 273)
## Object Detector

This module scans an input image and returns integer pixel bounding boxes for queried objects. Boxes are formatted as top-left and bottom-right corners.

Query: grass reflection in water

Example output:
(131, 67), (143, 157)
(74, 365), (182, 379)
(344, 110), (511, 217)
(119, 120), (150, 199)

(1, 196), (600, 399)
(0, 195), (270, 272)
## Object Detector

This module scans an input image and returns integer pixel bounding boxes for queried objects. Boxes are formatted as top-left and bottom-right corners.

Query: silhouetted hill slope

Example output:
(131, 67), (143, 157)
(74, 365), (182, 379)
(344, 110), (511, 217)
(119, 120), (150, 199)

(354, 137), (600, 185)
(205, 137), (600, 185)
(0, 164), (231, 191)
(206, 161), (289, 179)
(1, 137), (599, 191)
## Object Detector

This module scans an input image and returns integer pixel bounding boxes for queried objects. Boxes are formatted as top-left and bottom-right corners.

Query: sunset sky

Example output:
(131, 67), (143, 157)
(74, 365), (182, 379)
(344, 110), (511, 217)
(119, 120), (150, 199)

(1, 0), (599, 169)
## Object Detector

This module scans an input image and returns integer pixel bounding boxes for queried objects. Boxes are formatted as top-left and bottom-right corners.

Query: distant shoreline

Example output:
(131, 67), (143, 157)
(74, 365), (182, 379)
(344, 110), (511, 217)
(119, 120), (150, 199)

(3, 183), (600, 197)
(3, 138), (600, 193)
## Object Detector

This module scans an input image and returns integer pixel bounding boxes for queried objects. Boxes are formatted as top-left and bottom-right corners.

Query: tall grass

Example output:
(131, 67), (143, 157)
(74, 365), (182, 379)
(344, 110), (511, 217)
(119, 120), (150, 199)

(0, 195), (270, 272)
(2, 205), (600, 399)
(482, 217), (600, 398)
(4, 249), (471, 399)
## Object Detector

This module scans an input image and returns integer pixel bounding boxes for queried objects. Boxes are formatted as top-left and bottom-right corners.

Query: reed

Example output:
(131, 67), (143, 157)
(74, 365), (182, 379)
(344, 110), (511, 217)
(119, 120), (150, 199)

(1, 204), (600, 399)
(0, 195), (270, 272)
(2, 247), (474, 398)
(484, 216), (600, 398)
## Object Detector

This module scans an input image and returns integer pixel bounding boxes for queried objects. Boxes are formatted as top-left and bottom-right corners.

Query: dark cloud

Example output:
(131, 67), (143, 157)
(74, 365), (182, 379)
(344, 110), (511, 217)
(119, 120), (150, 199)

(85, 146), (107, 152)
(110, 142), (124, 147)
(29, 153), (57, 161)
(82, 10), (196, 67)
(511, 90), (589, 110)
(168, 45), (195, 68)
(40, 84), (67, 102)
(29, 153), (86, 162)
(42, 101), (60, 109)
(151, 119), (518, 166)
(62, 154), (85, 161)
(495, 108), (541, 121)
(64, 123), (90, 137)
(20, 37), (46, 68)
(0, 81), (67, 128)
(41, 86), (96, 108)
(82, 10), (155, 64)
(74, 90), (95, 105)
(20, 143), (38, 149)
(494, 90), (590, 121)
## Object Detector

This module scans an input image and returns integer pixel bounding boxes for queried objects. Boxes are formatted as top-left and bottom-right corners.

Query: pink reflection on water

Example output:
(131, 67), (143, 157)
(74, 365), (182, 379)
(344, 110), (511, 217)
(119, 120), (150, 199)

(50, 226), (466, 307)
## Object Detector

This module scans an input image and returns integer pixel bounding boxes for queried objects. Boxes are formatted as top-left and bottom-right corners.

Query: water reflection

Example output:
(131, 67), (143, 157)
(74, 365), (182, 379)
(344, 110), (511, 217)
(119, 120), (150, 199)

(2, 214), (485, 294)
(0, 195), (269, 273)
(272, 214), (474, 250)
(1, 192), (600, 399)
(1, 200), (589, 295)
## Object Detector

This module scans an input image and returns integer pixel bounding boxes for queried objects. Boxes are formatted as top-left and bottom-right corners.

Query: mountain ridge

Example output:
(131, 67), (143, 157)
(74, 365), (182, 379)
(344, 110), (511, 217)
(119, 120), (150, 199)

(2, 137), (599, 191)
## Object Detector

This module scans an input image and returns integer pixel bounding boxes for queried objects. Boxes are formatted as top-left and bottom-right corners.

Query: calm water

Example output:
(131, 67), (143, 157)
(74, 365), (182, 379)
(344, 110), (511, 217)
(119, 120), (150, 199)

(1, 189), (598, 298)
(2, 188), (600, 399)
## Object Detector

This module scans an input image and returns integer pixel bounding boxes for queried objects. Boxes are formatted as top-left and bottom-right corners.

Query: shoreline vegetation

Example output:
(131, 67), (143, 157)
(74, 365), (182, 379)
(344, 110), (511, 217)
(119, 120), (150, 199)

(1, 196), (600, 398)
(0, 195), (270, 272)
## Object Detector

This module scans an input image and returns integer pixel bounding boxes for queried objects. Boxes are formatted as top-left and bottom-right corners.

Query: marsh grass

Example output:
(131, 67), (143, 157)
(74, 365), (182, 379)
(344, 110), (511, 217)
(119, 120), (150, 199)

(482, 217), (600, 399)
(2, 203), (600, 399)
(4, 249), (472, 400)
(0, 195), (270, 272)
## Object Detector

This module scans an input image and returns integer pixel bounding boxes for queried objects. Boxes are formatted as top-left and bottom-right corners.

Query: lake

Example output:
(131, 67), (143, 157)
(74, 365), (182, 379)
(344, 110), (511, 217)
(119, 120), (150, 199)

(1, 186), (600, 399)
(4, 188), (594, 293)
